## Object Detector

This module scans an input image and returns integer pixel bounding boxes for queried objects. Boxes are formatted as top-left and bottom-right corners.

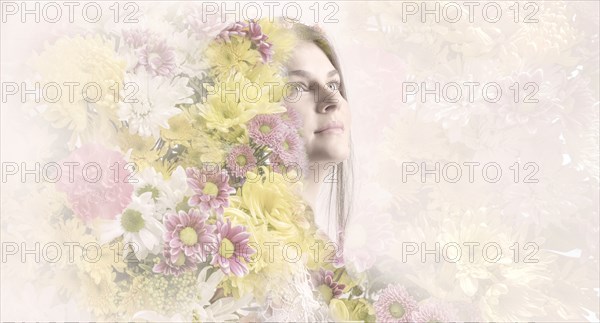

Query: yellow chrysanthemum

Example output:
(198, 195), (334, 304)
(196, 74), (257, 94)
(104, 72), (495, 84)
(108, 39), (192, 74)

(160, 110), (195, 142)
(197, 74), (285, 133)
(78, 240), (127, 285)
(178, 128), (227, 168)
(30, 34), (126, 148)
(219, 167), (329, 299)
(204, 36), (261, 80)
(238, 166), (304, 238)
(116, 130), (162, 170)
(258, 18), (298, 64)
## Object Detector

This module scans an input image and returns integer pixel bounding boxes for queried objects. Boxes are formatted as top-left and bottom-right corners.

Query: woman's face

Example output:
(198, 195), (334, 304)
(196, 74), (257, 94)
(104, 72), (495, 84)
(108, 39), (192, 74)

(284, 41), (351, 163)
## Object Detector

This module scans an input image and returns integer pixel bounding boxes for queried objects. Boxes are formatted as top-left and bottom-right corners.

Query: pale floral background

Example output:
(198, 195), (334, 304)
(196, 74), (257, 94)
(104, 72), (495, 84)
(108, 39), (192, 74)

(1, 1), (599, 321)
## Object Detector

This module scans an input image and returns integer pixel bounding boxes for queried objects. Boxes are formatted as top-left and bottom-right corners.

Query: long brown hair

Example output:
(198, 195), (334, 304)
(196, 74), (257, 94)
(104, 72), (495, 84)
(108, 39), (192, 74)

(290, 22), (354, 251)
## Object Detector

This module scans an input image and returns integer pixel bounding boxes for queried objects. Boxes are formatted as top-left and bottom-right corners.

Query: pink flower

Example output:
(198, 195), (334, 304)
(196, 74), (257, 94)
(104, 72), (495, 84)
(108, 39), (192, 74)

(312, 269), (346, 303)
(217, 22), (248, 43)
(279, 106), (303, 130)
(153, 246), (199, 276)
(186, 167), (235, 215)
(55, 143), (133, 224)
(256, 40), (273, 63)
(247, 20), (273, 63)
(247, 20), (267, 42)
(185, 7), (229, 40)
(374, 284), (418, 322)
(163, 208), (216, 263)
(248, 114), (287, 148)
(411, 299), (458, 323)
(211, 218), (255, 277)
(137, 40), (177, 76)
(272, 129), (307, 169)
(122, 28), (155, 48)
(226, 145), (257, 178)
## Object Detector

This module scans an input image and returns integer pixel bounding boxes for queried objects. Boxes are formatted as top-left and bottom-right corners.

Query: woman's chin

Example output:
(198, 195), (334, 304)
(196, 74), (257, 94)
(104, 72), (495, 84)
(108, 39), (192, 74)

(308, 147), (349, 164)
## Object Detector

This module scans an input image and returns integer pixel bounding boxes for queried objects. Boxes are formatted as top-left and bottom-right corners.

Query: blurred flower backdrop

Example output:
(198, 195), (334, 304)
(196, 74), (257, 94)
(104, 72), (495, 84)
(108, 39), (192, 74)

(1, 1), (598, 322)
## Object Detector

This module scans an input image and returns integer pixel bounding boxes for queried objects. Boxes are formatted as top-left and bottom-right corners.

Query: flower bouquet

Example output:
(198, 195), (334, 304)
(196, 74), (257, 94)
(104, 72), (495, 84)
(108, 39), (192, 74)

(20, 5), (383, 321)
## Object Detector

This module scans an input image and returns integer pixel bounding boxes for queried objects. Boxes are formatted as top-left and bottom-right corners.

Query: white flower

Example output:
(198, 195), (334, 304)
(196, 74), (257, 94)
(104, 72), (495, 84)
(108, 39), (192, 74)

(194, 266), (253, 321)
(132, 165), (190, 218)
(131, 267), (252, 322)
(118, 70), (193, 139)
(97, 192), (164, 260)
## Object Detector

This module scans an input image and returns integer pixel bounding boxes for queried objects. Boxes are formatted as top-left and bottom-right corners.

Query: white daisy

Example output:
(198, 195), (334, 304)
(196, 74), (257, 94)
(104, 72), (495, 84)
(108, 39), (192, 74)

(118, 70), (193, 139)
(98, 192), (164, 260)
(132, 165), (190, 218)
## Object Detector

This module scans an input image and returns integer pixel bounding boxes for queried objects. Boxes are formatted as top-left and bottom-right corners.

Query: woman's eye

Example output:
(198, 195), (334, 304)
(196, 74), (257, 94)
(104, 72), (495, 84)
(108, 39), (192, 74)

(290, 82), (307, 93)
(327, 81), (340, 92)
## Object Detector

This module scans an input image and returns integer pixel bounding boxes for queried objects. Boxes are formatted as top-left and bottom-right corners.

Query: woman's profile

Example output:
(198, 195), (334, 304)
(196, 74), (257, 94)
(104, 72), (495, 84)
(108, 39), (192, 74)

(286, 22), (354, 256)
(245, 21), (356, 322)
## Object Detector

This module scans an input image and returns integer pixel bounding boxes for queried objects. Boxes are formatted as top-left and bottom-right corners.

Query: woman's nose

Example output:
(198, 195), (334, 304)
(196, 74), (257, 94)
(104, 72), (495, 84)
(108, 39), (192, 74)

(315, 85), (340, 113)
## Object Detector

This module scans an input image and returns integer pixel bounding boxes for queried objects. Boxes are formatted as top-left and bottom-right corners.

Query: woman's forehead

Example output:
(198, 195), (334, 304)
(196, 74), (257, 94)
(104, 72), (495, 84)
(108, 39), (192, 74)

(286, 42), (336, 77)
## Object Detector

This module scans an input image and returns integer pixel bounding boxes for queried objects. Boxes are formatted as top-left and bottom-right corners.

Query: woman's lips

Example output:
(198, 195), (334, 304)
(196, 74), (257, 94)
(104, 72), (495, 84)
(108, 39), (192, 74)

(314, 121), (344, 134)
(315, 127), (344, 135)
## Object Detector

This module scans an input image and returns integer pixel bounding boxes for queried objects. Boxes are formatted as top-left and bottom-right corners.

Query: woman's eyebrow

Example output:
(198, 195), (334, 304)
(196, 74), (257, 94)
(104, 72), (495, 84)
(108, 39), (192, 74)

(287, 69), (339, 78)
(287, 70), (310, 78)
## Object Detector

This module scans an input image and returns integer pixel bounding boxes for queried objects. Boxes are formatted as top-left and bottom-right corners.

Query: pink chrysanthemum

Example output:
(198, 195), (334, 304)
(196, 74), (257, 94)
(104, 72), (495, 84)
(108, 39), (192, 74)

(248, 114), (287, 148)
(153, 246), (199, 276)
(55, 143), (133, 224)
(137, 40), (177, 76)
(247, 19), (267, 42)
(374, 284), (418, 322)
(185, 7), (229, 40)
(245, 20), (273, 62)
(410, 299), (457, 323)
(272, 129), (306, 167)
(247, 20), (273, 62)
(313, 269), (346, 303)
(163, 208), (216, 263)
(217, 22), (248, 43)
(226, 145), (258, 178)
(256, 40), (274, 63)
(279, 106), (303, 130)
(122, 28), (154, 48)
(211, 218), (255, 277)
(186, 167), (235, 215)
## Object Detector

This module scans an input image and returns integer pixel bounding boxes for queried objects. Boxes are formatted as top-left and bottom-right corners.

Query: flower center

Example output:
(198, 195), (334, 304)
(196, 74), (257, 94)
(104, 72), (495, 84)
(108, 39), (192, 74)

(259, 124), (271, 134)
(137, 184), (160, 200)
(219, 238), (235, 259)
(236, 155), (247, 167)
(174, 253), (186, 266)
(283, 141), (290, 151)
(121, 209), (145, 233)
(389, 301), (405, 319)
(180, 227), (198, 246)
(317, 284), (333, 303)
(202, 182), (219, 196)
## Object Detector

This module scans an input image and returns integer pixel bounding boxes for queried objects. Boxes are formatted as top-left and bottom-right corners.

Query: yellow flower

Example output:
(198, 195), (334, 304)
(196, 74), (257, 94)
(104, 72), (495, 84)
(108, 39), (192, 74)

(345, 298), (377, 322)
(79, 271), (120, 319)
(160, 110), (195, 142)
(204, 36), (261, 79)
(329, 299), (351, 321)
(238, 166), (304, 238)
(197, 74), (285, 133)
(31, 34), (126, 149)
(79, 240), (127, 285)
(117, 130), (161, 167)
(178, 129), (227, 168)
(258, 18), (298, 64)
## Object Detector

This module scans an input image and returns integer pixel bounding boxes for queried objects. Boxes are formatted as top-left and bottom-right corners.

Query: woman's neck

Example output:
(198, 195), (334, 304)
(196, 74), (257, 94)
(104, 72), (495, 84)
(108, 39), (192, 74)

(301, 176), (321, 212)
(301, 166), (338, 242)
